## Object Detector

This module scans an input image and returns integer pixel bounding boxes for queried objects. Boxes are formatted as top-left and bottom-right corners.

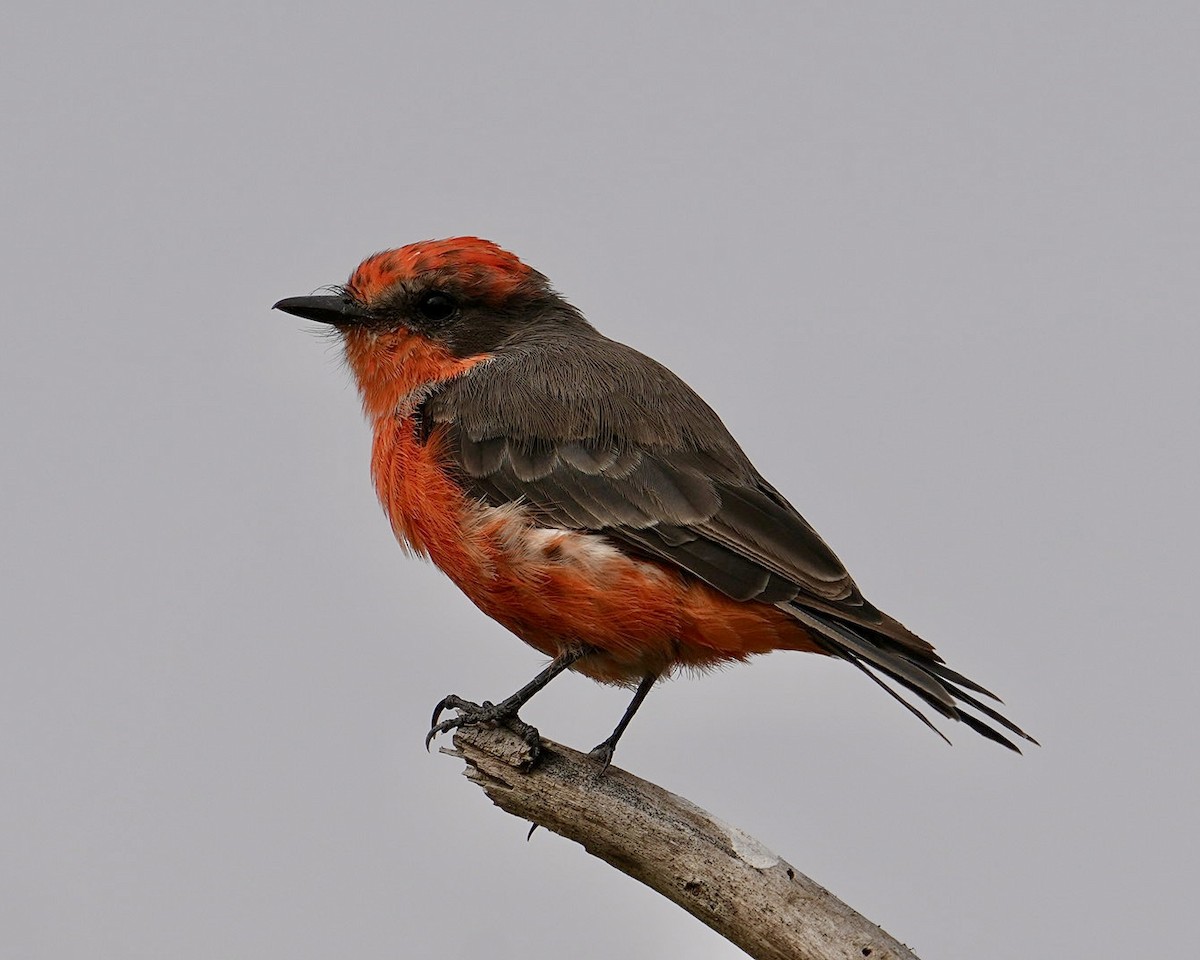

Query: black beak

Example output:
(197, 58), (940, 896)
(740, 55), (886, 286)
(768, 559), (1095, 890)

(273, 295), (372, 325)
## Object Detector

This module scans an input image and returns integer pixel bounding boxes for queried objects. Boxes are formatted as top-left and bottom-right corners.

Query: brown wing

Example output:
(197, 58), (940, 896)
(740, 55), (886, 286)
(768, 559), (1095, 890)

(425, 330), (1035, 750)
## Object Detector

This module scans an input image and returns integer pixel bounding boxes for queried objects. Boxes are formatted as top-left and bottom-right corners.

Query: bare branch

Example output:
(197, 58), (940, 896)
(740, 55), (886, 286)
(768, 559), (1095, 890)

(446, 725), (921, 960)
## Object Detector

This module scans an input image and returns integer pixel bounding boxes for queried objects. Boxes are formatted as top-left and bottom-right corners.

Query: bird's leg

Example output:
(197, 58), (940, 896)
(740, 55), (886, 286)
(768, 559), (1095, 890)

(588, 672), (658, 773)
(425, 648), (587, 758)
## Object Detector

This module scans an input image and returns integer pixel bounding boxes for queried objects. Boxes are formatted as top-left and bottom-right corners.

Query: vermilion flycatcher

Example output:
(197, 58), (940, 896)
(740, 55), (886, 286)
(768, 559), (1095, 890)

(276, 237), (1034, 766)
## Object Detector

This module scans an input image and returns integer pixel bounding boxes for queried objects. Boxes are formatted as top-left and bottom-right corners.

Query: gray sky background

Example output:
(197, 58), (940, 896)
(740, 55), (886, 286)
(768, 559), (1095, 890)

(3, 4), (1196, 958)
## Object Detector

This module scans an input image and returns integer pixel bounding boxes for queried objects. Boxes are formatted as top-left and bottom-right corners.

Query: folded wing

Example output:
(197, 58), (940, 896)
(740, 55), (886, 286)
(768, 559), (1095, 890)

(425, 331), (1036, 750)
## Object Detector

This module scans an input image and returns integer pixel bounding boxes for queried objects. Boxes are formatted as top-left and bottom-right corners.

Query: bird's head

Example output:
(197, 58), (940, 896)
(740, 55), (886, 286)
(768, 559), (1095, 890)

(274, 237), (582, 352)
(275, 237), (585, 416)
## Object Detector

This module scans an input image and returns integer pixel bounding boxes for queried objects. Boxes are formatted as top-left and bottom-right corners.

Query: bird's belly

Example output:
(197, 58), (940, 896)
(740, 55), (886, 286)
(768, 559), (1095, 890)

(371, 417), (817, 683)
(452, 510), (693, 683)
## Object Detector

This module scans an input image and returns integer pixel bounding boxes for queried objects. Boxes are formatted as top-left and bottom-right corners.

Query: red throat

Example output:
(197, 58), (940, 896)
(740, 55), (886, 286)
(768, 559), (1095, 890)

(341, 327), (489, 420)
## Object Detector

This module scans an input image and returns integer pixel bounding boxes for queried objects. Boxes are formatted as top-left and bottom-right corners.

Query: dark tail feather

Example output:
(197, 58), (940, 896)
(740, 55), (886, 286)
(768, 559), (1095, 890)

(780, 603), (1034, 752)
(923, 660), (1002, 701)
(938, 677), (1040, 747)
(956, 711), (1021, 752)
(783, 605), (958, 714)
(838, 647), (952, 745)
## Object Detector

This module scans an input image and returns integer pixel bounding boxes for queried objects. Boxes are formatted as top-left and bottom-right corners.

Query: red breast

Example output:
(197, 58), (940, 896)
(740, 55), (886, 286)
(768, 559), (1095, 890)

(372, 410), (819, 684)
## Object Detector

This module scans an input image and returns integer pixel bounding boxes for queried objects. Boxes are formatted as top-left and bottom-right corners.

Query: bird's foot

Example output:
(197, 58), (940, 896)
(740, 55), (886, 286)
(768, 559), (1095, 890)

(425, 694), (543, 759)
(587, 739), (617, 775)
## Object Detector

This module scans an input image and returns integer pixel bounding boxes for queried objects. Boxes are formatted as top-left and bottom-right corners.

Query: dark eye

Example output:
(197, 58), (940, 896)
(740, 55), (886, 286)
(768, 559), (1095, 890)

(417, 291), (458, 324)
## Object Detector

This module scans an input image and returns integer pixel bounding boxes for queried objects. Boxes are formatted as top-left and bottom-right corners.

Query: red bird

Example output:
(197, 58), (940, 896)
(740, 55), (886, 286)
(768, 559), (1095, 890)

(276, 237), (1034, 767)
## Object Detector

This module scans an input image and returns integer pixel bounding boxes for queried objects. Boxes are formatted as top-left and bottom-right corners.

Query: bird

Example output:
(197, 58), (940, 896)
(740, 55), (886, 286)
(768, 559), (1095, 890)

(275, 237), (1035, 768)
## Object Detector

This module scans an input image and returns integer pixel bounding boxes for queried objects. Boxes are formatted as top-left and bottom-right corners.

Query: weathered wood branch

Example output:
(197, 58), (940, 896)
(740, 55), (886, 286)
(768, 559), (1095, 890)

(446, 724), (920, 960)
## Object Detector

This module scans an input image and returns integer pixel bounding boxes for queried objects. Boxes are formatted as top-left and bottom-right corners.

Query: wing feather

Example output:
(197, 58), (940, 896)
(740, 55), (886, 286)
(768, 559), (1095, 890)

(424, 331), (1034, 748)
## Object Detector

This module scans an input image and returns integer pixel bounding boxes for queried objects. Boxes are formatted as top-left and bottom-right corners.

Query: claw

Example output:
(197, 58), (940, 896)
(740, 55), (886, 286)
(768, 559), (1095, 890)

(587, 742), (616, 775)
(429, 697), (450, 730)
(425, 715), (461, 751)
(425, 694), (483, 749)
(432, 696), (458, 729)
(423, 694), (544, 760)
(426, 695), (462, 750)
(422, 652), (583, 760)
